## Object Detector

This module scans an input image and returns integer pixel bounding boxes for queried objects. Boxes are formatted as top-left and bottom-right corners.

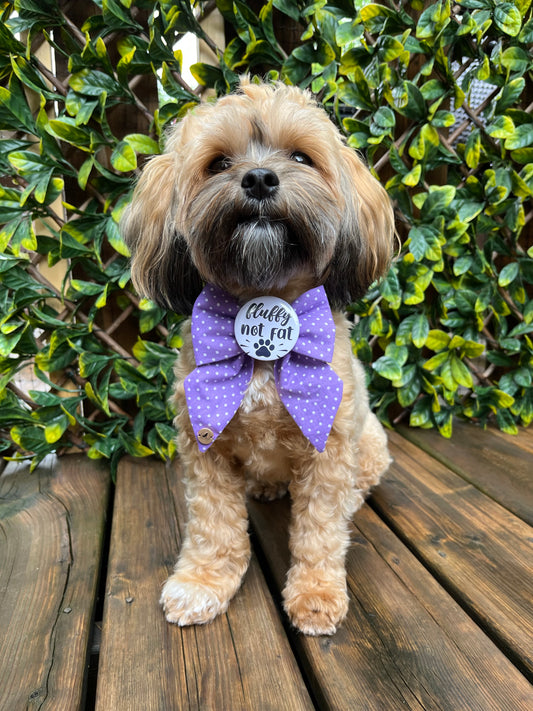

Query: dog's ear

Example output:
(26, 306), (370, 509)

(323, 146), (395, 309)
(121, 153), (202, 314)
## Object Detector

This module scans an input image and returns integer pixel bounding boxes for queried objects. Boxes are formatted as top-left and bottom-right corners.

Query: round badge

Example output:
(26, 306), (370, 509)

(234, 296), (300, 361)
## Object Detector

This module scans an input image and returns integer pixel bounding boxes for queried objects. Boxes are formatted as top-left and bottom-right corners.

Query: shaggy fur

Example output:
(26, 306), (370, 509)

(122, 79), (395, 636)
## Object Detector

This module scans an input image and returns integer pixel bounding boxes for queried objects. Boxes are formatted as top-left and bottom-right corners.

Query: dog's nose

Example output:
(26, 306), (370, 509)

(241, 168), (279, 201)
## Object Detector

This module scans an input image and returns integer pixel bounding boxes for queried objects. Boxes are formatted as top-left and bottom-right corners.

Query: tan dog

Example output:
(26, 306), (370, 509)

(122, 79), (395, 636)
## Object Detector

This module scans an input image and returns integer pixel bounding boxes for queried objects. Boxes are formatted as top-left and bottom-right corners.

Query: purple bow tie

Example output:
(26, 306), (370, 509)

(184, 284), (343, 452)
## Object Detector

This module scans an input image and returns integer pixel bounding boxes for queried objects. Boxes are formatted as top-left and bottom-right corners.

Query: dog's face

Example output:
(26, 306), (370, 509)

(122, 80), (394, 312)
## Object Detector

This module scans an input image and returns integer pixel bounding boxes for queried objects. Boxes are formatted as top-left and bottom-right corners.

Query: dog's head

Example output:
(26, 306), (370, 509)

(122, 79), (395, 313)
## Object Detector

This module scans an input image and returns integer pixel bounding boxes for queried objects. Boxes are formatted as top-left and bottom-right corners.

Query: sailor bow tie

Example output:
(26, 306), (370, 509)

(184, 283), (343, 452)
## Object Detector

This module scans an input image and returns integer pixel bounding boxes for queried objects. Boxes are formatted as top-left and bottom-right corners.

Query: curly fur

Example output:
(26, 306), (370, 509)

(122, 79), (395, 636)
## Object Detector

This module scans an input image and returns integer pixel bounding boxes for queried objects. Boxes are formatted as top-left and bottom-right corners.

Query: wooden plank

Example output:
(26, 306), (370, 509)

(249, 492), (533, 710)
(0, 454), (110, 711)
(398, 422), (533, 525)
(373, 430), (533, 678)
(96, 456), (313, 711)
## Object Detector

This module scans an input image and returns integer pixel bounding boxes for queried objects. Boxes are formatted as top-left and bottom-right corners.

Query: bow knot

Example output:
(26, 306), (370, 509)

(184, 284), (343, 452)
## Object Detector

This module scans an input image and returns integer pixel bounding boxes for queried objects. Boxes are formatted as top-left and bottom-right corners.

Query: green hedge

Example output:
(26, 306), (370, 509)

(0, 0), (532, 472)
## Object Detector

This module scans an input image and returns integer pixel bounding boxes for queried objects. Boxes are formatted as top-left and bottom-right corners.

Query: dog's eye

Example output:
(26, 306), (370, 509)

(290, 151), (313, 166)
(208, 156), (232, 174)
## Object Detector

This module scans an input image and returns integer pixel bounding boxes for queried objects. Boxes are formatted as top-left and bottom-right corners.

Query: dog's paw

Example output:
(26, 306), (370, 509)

(160, 576), (228, 626)
(283, 585), (349, 636)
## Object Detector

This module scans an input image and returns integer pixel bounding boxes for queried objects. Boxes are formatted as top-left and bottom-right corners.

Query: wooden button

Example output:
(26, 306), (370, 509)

(198, 427), (214, 445)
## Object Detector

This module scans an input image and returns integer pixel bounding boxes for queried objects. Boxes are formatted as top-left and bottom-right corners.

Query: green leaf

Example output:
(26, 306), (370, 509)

(431, 110), (455, 128)
(411, 314), (429, 348)
(0, 80), (36, 133)
(450, 354), (473, 388)
(496, 407), (518, 434)
(399, 82), (427, 120)
(519, 17), (533, 43)
(292, 38), (335, 66)
(424, 185), (456, 217)
(380, 267), (401, 308)
(0, 329), (25, 357)
(373, 355), (403, 381)
(504, 124), (533, 150)
(190, 62), (223, 88)
(47, 119), (92, 147)
(378, 36), (405, 62)
(494, 3), (522, 37)
(370, 106), (396, 135)
(70, 69), (124, 97)
(453, 255), (473, 276)
(426, 329), (451, 351)
(44, 414), (69, 444)
(487, 115), (516, 139)
(465, 129), (481, 168)
(106, 219), (131, 257)
(436, 411), (453, 438)
(272, 0), (300, 21)
(496, 78), (525, 112)
(70, 279), (105, 296)
(498, 262), (519, 287)
(385, 343), (408, 366)
(78, 156), (94, 190)
(10, 55), (56, 100)
(407, 224), (443, 261)
(118, 431), (154, 457)
(501, 47), (530, 73)
(407, 227), (429, 261)
(124, 133), (160, 155)
(111, 140), (137, 171)
(402, 163), (422, 187)
(103, 0), (143, 29)
(409, 398), (432, 428)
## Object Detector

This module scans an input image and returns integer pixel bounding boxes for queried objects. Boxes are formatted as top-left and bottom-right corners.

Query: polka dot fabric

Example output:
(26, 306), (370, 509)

(184, 284), (343, 452)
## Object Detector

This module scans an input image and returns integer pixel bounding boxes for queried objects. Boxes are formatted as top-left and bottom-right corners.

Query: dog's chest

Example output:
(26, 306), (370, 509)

(230, 361), (296, 467)
(240, 361), (278, 413)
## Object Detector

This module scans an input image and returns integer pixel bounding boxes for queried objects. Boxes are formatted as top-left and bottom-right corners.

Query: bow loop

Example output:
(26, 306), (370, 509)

(291, 287), (337, 362)
(190, 284), (242, 366)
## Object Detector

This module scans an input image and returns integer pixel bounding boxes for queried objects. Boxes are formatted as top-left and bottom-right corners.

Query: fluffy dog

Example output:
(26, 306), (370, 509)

(122, 79), (395, 636)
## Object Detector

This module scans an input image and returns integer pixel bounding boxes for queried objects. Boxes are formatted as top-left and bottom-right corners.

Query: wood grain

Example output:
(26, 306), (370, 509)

(249, 483), (533, 710)
(397, 422), (533, 525)
(374, 430), (533, 677)
(0, 455), (110, 711)
(95, 456), (313, 711)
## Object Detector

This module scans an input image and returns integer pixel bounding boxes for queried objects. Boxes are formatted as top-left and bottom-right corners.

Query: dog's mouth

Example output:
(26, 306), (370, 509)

(236, 215), (277, 229)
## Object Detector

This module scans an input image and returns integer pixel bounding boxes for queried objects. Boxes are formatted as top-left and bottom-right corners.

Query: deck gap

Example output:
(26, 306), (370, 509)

(248, 520), (326, 711)
(367, 495), (533, 685)
(396, 427), (533, 527)
(84, 478), (116, 711)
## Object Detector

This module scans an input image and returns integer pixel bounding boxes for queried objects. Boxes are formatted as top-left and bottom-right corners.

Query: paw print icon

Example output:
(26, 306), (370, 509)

(254, 339), (275, 358)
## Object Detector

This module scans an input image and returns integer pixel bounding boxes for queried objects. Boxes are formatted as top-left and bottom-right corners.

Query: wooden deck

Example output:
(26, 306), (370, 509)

(1, 422), (532, 710)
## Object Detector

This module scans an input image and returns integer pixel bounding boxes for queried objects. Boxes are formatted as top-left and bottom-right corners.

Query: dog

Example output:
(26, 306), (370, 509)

(122, 79), (395, 636)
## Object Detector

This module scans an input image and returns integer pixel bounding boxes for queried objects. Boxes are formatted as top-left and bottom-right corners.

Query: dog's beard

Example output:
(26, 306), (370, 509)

(227, 217), (303, 289)
(186, 201), (334, 293)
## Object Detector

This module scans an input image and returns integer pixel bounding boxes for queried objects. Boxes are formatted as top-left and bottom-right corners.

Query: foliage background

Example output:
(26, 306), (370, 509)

(0, 0), (532, 472)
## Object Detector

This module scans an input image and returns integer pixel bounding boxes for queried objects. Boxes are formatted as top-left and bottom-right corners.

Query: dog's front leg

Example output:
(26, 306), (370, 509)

(161, 449), (250, 626)
(283, 443), (365, 636)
